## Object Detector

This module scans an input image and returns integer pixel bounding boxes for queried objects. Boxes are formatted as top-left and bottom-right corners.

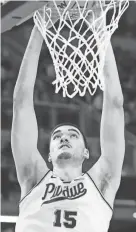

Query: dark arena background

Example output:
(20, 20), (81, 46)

(1, 1), (136, 232)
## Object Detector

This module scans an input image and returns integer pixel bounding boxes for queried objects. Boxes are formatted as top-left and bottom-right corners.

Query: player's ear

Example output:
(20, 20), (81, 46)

(83, 148), (89, 159)
(48, 153), (52, 162)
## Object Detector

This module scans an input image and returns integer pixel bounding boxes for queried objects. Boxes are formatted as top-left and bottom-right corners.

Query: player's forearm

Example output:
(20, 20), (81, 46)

(103, 42), (123, 107)
(13, 26), (43, 105)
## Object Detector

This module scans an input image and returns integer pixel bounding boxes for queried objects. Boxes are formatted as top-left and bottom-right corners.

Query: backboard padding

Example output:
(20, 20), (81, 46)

(1, 1), (48, 33)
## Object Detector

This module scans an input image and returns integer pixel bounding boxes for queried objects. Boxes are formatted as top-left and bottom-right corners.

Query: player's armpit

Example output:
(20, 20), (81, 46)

(19, 152), (49, 200)
(87, 155), (119, 208)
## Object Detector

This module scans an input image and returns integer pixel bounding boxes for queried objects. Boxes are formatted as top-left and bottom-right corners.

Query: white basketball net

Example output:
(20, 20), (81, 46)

(33, 0), (129, 98)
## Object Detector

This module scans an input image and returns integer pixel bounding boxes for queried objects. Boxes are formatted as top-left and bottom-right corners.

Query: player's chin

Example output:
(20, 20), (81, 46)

(57, 152), (72, 160)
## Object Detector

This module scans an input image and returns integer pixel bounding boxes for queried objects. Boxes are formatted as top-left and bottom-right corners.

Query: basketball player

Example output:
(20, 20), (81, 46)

(11, 7), (125, 232)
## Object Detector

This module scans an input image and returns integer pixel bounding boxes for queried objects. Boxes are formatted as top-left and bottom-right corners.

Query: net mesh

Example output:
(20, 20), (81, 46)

(33, 0), (129, 98)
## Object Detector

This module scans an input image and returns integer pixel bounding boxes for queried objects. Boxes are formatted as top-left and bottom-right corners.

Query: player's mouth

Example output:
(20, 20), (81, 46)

(59, 143), (71, 149)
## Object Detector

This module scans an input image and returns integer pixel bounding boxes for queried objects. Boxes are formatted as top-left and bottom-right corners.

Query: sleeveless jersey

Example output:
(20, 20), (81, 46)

(15, 170), (113, 232)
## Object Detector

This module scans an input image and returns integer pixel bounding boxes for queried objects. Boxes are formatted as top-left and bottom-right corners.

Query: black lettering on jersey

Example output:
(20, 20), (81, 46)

(42, 183), (55, 200)
(41, 182), (87, 205)
(52, 185), (62, 198)
(78, 182), (85, 193)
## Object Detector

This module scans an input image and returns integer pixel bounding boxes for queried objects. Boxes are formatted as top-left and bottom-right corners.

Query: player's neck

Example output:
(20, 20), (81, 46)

(53, 165), (82, 182)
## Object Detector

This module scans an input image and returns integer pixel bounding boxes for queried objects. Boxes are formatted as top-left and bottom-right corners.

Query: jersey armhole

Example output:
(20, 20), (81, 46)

(86, 172), (113, 211)
(19, 170), (51, 205)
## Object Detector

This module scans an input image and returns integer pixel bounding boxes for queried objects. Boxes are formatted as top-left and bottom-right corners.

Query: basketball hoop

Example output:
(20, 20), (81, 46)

(33, 0), (129, 98)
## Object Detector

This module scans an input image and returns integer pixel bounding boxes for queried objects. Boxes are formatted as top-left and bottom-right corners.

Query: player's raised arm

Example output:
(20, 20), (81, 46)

(89, 42), (125, 207)
(11, 26), (49, 196)
(100, 42), (125, 191)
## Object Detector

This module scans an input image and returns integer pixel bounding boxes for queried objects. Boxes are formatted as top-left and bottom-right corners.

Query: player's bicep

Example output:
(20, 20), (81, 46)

(11, 105), (38, 161)
(11, 106), (48, 187)
(11, 106), (38, 153)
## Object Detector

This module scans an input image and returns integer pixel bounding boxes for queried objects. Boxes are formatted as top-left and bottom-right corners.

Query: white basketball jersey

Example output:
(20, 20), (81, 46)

(15, 170), (112, 232)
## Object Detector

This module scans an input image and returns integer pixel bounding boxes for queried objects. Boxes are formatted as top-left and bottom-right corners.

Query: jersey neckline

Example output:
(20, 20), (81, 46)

(51, 172), (85, 183)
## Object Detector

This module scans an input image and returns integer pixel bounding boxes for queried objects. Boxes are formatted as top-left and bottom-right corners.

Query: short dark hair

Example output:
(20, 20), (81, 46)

(49, 123), (88, 149)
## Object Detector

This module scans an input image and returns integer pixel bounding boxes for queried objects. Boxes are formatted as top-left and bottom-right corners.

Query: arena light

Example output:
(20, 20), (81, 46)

(0, 215), (18, 223)
(133, 212), (136, 219)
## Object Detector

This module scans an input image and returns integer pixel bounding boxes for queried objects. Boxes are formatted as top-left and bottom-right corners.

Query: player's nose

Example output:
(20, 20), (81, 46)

(60, 134), (69, 143)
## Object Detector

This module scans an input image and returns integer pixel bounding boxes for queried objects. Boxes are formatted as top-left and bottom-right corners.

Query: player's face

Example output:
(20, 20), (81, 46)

(49, 125), (86, 166)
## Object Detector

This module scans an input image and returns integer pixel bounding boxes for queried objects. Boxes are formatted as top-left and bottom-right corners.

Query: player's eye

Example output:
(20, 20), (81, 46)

(70, 133), (78, 138)
(53, 134), (61, 140)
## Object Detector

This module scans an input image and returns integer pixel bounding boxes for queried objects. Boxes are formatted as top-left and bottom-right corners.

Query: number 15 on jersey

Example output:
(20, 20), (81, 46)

(54, 210), (77, 228)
